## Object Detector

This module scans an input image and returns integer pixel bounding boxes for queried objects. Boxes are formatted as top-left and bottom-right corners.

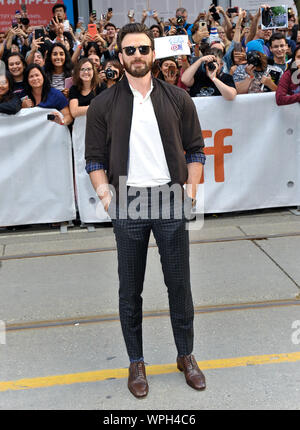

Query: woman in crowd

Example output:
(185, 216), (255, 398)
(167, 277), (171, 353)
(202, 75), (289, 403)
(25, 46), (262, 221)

(217, 25), (231, 52)
(276, 45), (300, 105)
(0, 70), (22, 114)
(5, 52), (27, 98)
(157, 57), (187, 89)
(229, 45), (248, 81)
(44, 42), (73, 97)
(69, 58), (100, 118)
(22, 63), (72, 125)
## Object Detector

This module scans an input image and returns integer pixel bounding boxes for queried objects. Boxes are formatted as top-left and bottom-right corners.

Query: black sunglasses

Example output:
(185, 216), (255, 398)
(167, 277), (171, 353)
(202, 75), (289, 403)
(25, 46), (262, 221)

(122, 45), (152, 56)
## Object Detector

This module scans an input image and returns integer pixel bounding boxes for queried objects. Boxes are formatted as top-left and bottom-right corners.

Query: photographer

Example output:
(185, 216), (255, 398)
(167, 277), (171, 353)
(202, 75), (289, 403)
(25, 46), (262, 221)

(235, 39), (282, 93)
(99, 59), (124, 90)
(181, 47), (237, 100)
(167, 7), (194, 39)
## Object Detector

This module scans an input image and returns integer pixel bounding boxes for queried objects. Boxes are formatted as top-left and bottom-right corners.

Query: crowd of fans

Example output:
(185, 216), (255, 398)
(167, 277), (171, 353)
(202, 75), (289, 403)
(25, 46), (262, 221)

(1, 2), (300, 120)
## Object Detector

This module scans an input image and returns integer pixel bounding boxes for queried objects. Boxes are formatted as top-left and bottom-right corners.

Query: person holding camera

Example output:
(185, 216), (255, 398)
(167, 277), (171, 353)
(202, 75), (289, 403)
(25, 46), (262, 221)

(99, 59), (124, 90)
(181, 47), (237, 100)
(167, 7), (194, 38)
(234, 39), (282, 94)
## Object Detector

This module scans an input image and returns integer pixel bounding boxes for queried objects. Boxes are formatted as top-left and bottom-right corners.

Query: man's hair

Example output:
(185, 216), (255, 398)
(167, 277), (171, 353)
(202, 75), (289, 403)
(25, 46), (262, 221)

(207, 47), (224, 61)
(105, 22), (117, 30)
(52, 4), (66, 14)
(117, 23), (154, 52)
(176, 7), (187, 15)
(269, 32), (287, 47)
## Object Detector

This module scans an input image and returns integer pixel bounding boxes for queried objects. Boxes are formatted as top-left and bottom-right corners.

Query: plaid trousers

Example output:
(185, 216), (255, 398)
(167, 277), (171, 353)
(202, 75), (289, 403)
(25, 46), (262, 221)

(111, 186), (194, 360)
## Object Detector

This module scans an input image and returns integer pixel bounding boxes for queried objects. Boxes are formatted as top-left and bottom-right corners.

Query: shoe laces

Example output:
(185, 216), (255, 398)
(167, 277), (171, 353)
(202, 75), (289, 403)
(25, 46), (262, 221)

(136, 362), (144, 378)
(184, 354), (196, 370)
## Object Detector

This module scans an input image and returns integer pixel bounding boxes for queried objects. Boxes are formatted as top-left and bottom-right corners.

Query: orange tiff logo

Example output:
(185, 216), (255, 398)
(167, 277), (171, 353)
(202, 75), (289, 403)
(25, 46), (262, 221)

(201, 129), (233, 183)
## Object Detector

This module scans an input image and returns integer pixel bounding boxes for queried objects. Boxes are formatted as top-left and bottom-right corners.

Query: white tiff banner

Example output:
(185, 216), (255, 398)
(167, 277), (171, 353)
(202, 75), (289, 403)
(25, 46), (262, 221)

(74, 93), (300, 223)
(0, 108), (76, 226)
(194, 92), (300, 213)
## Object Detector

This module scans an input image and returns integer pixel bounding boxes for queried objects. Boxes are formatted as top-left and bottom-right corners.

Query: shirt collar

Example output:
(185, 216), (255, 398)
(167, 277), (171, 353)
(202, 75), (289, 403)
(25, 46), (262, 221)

(129, 79), (154, 101)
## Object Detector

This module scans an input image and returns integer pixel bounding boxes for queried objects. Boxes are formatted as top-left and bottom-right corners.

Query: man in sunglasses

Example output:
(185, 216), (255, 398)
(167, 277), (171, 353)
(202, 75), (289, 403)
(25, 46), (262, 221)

(85, 23), (206, 399)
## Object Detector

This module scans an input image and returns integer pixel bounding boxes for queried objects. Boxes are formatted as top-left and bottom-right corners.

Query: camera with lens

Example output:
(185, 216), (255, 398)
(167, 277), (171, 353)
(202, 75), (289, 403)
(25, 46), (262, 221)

(177, 16), (184, 25)
(206, 61), (216, 71)
(246, 51), (261, 68)
(105, 68), (117, 79)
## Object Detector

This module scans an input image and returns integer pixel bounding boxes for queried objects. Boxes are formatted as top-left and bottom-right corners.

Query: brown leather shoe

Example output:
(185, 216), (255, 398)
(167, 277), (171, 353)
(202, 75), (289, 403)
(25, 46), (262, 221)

(177, 354), (206, 390)
(128, 361), (149, 398)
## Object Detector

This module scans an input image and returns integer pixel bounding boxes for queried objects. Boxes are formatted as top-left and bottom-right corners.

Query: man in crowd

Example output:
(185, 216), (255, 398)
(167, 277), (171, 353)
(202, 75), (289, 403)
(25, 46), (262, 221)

(104, 22), (118, 58)
(181, 47), (237, 99)
(85, 23), (206, 399)
(268, 32), (289, 72)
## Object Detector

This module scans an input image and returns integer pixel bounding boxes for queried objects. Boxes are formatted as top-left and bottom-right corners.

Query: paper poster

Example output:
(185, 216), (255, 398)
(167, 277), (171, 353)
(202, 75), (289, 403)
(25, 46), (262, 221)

(261, 5), (288, 29)
(154, 35), (191, 60)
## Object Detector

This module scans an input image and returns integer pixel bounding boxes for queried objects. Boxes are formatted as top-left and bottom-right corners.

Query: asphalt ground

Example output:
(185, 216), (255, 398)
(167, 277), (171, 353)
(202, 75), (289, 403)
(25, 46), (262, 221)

(0, 207), (300, 411)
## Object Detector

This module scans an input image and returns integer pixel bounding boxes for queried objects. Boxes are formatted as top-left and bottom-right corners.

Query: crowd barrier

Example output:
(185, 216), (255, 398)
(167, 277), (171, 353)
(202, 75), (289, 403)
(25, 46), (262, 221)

(1, 93), (300, 227)
(0, 108), (76, 227)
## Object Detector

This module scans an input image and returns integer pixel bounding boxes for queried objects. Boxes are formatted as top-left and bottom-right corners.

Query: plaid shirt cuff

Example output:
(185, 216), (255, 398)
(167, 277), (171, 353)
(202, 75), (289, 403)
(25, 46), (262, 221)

(85, 161), (107, 174)
(186, 152), (206, 165)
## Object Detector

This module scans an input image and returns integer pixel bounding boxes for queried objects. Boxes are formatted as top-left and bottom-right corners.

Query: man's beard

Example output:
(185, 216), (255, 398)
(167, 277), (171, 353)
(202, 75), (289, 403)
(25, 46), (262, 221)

(122, 56), (153, 78)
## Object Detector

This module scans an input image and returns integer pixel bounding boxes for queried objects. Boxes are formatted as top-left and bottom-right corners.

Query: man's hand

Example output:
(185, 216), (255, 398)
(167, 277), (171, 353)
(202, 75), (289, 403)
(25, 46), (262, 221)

(96, 183), (112, 212)
(52, 16), (64, 37)
(206, 63), (218, 81)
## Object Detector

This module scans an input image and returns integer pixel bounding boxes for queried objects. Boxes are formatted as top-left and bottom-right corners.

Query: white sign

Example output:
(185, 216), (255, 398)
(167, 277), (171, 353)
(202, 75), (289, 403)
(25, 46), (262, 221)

(261, 5), (288, 29)
(154, 35), (191, 60)
(193, 93), (300, 213)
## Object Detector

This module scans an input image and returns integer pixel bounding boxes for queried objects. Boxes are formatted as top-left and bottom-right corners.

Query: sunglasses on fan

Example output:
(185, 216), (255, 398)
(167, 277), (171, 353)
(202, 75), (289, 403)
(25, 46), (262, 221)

(122, 45), (152, 56)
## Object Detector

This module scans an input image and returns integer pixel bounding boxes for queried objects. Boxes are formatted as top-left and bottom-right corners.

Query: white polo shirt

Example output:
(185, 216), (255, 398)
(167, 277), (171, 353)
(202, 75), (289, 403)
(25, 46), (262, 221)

(126, 82), (171, 187)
